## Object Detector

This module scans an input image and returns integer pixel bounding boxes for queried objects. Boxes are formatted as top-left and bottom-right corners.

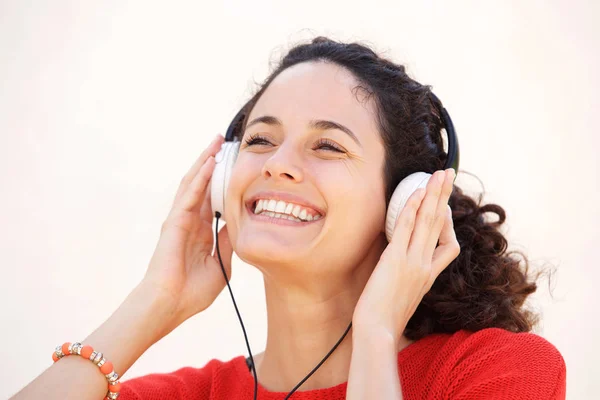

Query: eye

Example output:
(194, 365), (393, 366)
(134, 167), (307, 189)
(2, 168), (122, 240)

(314, 138), (345, 153)
(244, 133), (272, 147)
(243, 134), (346, 153)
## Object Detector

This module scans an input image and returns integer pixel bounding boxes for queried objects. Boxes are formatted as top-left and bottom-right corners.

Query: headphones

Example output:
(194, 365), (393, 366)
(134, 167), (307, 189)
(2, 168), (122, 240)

(211, 92), (460, 241)
(210, 93), (460, 398)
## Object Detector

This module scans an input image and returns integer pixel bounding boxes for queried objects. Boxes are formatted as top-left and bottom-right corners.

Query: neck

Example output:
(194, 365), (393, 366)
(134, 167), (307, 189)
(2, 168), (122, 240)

(253, 234), (409, 392)
(257, 279), (358, 391)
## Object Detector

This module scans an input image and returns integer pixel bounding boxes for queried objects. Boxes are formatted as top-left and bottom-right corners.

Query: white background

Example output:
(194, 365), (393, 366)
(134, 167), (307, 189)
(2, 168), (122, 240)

(1, 1), (598, 398)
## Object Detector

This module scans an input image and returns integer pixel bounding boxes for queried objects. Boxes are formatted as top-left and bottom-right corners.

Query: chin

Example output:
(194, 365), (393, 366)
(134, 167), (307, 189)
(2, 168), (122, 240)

(234, 231), (316, 270)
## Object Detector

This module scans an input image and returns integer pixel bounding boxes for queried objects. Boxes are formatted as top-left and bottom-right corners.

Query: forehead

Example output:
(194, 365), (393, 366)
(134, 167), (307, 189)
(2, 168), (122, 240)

(249, 61), (379, 135)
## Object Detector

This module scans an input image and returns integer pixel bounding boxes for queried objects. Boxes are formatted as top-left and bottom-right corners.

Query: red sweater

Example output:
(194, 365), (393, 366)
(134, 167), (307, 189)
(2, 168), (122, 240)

(120, 327), (566, 399)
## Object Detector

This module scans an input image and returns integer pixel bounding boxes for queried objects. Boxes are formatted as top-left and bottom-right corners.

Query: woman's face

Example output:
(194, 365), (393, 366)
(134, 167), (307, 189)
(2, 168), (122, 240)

(225, 61), (388, 280)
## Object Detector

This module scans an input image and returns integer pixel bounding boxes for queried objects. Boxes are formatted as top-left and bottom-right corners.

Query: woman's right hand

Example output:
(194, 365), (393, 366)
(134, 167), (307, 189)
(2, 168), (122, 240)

(141, 134), (234, 338)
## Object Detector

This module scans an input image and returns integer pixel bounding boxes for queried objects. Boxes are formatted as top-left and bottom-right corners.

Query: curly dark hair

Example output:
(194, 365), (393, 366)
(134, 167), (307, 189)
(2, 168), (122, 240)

(234, 36), (546, 340)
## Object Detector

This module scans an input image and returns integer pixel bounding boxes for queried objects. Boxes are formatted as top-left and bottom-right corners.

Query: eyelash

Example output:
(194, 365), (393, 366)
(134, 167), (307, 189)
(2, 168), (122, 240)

(243, 133), (346, 153)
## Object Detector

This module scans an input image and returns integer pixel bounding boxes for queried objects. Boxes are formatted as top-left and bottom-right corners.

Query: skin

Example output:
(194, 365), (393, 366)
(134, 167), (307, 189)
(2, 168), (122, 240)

(224, 61), (417, 391)
(347, 167), (458, 399)
(10, 60), (458, 400)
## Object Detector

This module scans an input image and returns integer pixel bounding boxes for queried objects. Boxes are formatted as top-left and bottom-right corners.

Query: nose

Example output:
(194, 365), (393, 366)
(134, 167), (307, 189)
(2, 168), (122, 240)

(260, 143), (304, 182)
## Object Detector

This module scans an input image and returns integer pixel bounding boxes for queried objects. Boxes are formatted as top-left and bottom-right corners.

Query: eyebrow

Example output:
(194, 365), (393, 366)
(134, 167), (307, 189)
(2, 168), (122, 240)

(246, 115), (362, 147)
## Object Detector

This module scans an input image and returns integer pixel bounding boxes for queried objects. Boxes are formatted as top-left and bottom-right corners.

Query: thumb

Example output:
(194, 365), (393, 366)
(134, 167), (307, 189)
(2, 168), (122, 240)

(213, 224), (234, 279)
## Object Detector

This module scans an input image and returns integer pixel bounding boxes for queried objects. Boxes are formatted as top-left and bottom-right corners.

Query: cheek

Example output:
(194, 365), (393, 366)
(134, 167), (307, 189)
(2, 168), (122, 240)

(315, 162), (387, 229)
(315, 188), (386, 271)
(229, 154), (262, 195)
(228, 154), (261, 196)
(223, 154), (263, 231)
(315, 159), (386, 207)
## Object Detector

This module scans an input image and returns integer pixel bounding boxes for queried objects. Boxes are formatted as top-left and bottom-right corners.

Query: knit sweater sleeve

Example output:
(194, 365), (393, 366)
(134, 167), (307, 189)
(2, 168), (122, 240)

(444, 328), (566, 400)
(118, 359), (219, 400)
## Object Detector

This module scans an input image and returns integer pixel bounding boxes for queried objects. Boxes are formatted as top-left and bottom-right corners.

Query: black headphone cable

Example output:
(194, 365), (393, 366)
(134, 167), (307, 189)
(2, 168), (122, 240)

(214, 212), (352, 400)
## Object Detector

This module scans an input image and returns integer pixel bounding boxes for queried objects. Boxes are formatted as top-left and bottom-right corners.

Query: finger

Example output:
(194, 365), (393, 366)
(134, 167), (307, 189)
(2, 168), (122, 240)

(173, 135), (224, 205)
(390, 188), (427, 253)
(431, 205), (460, 277)
(213, 224), (234, 279)
(422, 169), (456, 262)
(407, 170), (446, 262)
(198, 179), (214, 223)
(178, 155), (216, 212)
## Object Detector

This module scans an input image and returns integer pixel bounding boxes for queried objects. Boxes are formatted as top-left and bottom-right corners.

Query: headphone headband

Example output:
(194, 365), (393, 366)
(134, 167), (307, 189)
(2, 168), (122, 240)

(224, 93), (460, 172)
(428, 92), (460, 171)
(225, 106), (247, 142)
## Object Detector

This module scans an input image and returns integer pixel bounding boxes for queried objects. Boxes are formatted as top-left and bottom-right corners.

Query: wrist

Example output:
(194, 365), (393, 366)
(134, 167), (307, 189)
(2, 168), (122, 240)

(352, 324), (398, 348)
(81, 283), (176, 378)
(347, 326), (402, 399)
(352, 314), (407, 347)
(126, 281), (178, 343)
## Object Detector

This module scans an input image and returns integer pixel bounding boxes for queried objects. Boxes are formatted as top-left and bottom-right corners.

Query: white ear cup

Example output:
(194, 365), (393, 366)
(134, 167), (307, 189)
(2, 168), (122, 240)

(211, 141), (240, 221)
(385, 172), (432, 242)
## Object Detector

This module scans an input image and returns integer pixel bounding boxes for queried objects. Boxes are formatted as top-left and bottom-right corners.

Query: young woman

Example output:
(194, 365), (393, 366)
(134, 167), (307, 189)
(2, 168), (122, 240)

(13, 37), (566, 400)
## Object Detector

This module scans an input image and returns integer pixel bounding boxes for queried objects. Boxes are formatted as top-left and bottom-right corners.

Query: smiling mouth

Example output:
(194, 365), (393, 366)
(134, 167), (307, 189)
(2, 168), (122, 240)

(248, 199), (323, 223)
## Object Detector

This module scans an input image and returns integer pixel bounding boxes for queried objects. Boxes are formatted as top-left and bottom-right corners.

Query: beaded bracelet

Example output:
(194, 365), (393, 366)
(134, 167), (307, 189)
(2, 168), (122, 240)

(52, 342), (121, 400)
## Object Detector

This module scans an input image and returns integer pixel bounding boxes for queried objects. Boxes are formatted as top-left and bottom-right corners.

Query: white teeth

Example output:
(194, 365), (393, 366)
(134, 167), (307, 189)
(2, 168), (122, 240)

(275, 200), (286, 213)
(299, 209), (307, 220)
(252, 198), (323, 222)
(255, 200), (264, 214)
(284, 203), (294, 214)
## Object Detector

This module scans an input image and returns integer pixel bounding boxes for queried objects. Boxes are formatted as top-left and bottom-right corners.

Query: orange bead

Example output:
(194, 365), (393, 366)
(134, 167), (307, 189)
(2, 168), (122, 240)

(80, 345), (94, 359)
(100, 361), (113, 375)
(109, 381), (121, 392)
(61, 342), (71, 355)
(52, 353), (59, 362)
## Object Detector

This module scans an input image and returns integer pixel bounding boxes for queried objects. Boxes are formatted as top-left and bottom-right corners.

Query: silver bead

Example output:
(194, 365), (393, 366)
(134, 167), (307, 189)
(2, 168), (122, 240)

(55, 345), (64, 358)
(93, 352), (103, 365)
(107, 391), (120, 399)
(89, 351), (98, 361)
(97, 358), (106, 368)
(72, 342), (82, 355)
(106, 371), (119, 383)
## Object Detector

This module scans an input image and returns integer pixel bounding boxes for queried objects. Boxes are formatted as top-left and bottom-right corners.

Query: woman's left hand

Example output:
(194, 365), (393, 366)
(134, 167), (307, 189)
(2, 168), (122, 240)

(352, 169), (461, 343)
